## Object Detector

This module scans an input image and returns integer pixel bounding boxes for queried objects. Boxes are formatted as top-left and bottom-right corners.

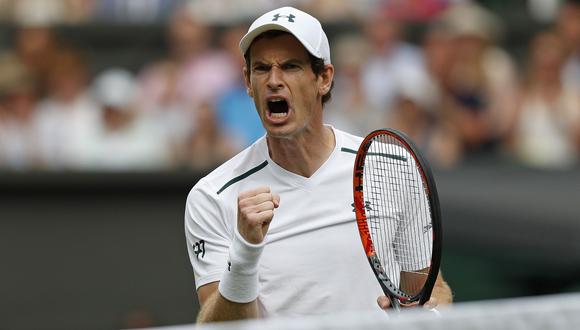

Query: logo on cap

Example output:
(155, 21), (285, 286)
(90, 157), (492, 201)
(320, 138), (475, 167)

(272, 13), (295, 22)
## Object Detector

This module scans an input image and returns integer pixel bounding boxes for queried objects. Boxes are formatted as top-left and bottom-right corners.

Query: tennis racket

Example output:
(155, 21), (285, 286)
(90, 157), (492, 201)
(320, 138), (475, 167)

(353, 128), (442, 311)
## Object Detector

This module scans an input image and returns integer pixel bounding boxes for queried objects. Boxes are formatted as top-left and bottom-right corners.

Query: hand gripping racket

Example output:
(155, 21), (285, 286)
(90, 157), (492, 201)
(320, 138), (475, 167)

(353, 129), (442, 311)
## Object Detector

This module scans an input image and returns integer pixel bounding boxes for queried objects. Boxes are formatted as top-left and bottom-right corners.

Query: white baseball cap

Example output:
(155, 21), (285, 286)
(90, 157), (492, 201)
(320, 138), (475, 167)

(239, 6), (331, 64)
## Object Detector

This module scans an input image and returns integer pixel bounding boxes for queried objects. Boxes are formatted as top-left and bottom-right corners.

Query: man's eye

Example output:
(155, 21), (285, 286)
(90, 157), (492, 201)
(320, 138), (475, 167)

(283, 63), (300, 70)
(254, 65), (268, 72)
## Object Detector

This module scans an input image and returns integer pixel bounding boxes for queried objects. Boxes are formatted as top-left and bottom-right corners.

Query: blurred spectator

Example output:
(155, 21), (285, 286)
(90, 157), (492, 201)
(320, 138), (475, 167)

(422, 23), (453, 95)
(528, 0), (561, 23)
(417, 22), (464, 168)
(435, 2), (519, 155)
(505, 31), (580, 169)
(0, 54), (41, 169)
(0, 0), (182, 24)
(61, 0), (95, 23)
(186, 102), (237, 170)
(387, 52), (462, 169)
(325, 33), (378, 136)
(135, 6), (238, 165)
(186, 0), (279, 24)
(360, 11), (428, 121)
(83, 68), (173, 170)
(302, 0), (374, 22)
(556, 0), (580, 92)
(380, 0), (451, 22)
(33, 47), (100, 169)
(93, 0), (182, 23)
(1, 0), (94, 24)
(214, 24), (265, 150)
(0, 0), (10, 21)
(13, 24), (60, 98)
(11, 0), (67, 25)
(0, 0), (576, 173)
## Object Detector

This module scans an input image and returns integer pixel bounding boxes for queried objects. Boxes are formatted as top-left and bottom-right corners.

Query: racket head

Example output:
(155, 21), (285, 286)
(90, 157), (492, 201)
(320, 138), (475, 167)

(353, 129), (442, 306)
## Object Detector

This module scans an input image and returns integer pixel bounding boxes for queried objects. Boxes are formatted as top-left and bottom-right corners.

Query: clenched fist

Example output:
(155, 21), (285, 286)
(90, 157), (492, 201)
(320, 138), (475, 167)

(237, 186), (280, 244)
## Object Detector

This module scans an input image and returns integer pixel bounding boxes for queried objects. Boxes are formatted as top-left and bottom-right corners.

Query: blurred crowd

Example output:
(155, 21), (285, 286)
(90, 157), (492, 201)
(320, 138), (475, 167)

(0, 0), (579, 172)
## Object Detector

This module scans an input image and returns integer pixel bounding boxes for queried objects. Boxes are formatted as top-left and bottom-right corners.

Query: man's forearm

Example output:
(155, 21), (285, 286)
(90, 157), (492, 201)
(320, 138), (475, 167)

(197, 290), (259, 323)
(431, 274), (453, 304)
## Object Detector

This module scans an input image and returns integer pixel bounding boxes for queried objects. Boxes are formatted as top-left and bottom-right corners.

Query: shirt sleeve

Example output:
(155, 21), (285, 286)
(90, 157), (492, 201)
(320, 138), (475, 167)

(184, 179), (233, 290)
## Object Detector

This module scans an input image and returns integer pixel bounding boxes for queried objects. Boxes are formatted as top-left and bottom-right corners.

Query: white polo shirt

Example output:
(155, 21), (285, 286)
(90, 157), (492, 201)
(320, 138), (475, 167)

(185, 126), (385, 317)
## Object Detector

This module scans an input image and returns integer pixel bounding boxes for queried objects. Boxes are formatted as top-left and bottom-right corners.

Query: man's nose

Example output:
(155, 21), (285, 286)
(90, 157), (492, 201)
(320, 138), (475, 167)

(266, 66), (284, 90)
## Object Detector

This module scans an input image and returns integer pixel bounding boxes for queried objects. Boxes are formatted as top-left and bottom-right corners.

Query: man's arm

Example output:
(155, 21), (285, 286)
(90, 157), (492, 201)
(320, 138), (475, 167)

(196, 282), (258, 323)
(195, 186), (280, 323)
(429, 270), (453, 306)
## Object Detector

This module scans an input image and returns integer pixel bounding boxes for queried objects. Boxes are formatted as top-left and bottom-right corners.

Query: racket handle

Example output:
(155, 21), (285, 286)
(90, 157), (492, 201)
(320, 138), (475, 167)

(389, 295), (401, 311)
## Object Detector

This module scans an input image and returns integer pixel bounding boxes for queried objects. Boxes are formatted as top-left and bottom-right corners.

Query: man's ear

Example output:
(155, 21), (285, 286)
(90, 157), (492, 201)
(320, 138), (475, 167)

(243, 66), (253, 97)
(319, 64), (334, 95)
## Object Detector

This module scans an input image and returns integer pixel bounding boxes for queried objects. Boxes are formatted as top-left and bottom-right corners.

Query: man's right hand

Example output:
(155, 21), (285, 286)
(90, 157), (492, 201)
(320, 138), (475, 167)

(237, 186), (280, 244)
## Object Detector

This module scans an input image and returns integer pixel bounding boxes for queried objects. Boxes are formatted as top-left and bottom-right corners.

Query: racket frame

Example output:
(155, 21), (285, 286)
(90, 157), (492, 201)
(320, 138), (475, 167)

(353, 128), (442, 307)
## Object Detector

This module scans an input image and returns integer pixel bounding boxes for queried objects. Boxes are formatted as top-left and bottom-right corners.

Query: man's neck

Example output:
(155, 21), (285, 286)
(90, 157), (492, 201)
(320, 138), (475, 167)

(266, 125), (335, 178)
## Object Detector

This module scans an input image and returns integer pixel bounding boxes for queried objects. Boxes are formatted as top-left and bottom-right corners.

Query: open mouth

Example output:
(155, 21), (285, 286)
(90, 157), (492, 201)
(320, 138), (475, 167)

(267, 98), (289, 118)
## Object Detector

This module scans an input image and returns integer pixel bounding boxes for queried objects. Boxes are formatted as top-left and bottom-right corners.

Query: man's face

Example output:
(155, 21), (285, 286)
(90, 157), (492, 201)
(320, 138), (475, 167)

(244, 33), (331, 139)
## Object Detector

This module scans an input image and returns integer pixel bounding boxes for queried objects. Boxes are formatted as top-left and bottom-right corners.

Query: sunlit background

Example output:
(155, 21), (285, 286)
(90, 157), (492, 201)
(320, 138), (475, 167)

(0, 0), (579, 329)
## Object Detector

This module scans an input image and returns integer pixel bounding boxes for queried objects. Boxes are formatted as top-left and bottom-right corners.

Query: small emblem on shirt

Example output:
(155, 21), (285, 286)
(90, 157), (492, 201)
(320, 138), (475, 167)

(193, 240), (205, 259)
(423, 223), (433, 234)
(227, 261), (232, 272)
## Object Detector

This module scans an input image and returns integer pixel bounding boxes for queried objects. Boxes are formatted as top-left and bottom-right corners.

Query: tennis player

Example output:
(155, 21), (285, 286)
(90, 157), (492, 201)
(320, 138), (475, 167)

(185, 6), (452, 322)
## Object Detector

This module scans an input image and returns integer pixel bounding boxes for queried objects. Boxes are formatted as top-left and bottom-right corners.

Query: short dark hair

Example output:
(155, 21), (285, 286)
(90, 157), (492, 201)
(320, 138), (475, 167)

(243, 30), (334, 106)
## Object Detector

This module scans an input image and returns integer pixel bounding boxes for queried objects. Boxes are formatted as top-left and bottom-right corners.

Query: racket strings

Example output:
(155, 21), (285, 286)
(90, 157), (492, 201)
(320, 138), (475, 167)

(362, 135), (433, 298)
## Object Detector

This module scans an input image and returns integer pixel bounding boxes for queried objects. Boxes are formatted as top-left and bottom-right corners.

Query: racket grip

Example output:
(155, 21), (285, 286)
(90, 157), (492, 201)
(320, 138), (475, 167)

(389, 295), (401, 311)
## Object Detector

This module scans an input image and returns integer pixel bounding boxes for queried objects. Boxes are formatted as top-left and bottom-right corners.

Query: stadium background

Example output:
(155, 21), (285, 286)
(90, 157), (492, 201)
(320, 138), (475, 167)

(0, 0), (579, 329)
